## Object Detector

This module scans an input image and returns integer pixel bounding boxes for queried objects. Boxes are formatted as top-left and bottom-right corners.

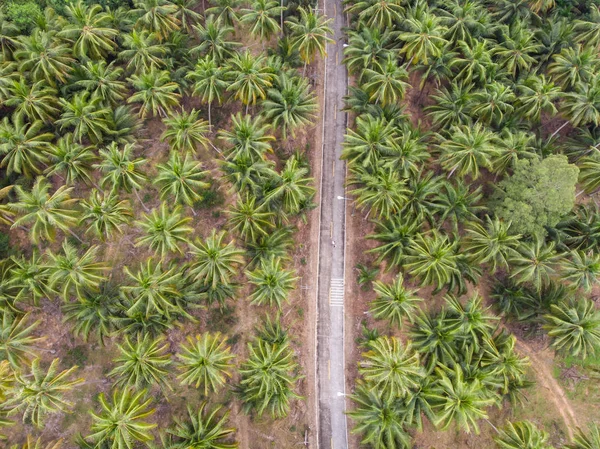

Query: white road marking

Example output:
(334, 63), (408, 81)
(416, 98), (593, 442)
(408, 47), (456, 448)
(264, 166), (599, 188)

(329, 278), (345, 307)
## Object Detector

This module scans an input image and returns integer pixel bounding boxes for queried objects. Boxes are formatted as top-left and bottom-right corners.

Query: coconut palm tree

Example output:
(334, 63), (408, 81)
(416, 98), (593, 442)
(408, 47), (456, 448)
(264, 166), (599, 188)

(155, 151), (210, 206)
(73, 61), (127, 106)
(547, 45), (599, 89)
(0, 116), (52, 178)
(122, 260), (182, 318)
(0, 311), (42, 368)
(262, 74), (317, 139)
(10, 436), (64, 449)
(240, 0), (283, 41)
(287, 8), (333, 72)
(359, 336), (424, 399)
(227, 51), (273, 114)
(343, 27), (397, 78)
(427, 83), (474, 129)
(362, 55), (409, 106)
(187, 56), (228, 127)
(205, 0), (242, 27)
(491, 129), (537, 174)
(88, 388), (156, 449)
(265, 155), (315, 215)
(119, 29), (168, 75)
(5, 78), (59, 124)
(97, 142), (147, 193)
(56, 91), (112, 144)
(577, 155), (600, 194)
(162, 108), (210, 153)
(7, 253), (52, 306)
(80, 189), (133, 240)
(128, 68), (181, 119)
(367, 215), (419, 268)
(238, 337), (301, 418)
(8, 177), (79, 244)
(562, 76), (600, 127)
(172, 0), (201, 31)
(464, 216), (521, 273)
(342, 114), (395, 169)
(58, 1), (118, 59)
(135, 203), (193, 256)
(573, 6), (600, 49)
(176, 332), (235, 395)
(435, 182), (483, 232)
(349, 165), (409, 219)
(544, 297), (600, 358)
(219, 114), (274, 161)
(516, 74), (561, 123)
(15, 30), (75, 85)
(509, 238), (562, 290)
(493, 23), (541, 79)
(437, 0), (489, 44)
(562, 250), (600, 292)
(167, 403), (237, 449)
(246, 256), (297, 308)
(109, 334), (172, 391)
(398, 10), (448, 66)
(370, 274), (422, 328)
(134, 0), (180, 41)
(568, 424), (600, 449)
(45, 134), (97, 185)
(470, 81), (515, 126)
(345, 0), (404, 30)
(46, 242), (108, 301)
(7, 358), (83, 428)
(347, 382), (410, 449)
(189, 230), (245, 288)
(228, 195), (274, 242)
(246, 226), (294, 266)
(63, 289), (122, 345)
(494, 420), (550, 449)
(191, 17), (240, 63)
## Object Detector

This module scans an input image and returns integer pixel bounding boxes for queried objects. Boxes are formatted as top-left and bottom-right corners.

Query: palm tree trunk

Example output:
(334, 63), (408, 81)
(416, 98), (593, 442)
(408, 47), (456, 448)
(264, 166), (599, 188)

(280, 0), (283, 34)
(302, 60), (308, 78)
(245, 102), (249, 115)
(549, 120), (569, 140)
(66, 228), (84, 244)
(134, 189), (150, 212)
(208, 101), (212, 129)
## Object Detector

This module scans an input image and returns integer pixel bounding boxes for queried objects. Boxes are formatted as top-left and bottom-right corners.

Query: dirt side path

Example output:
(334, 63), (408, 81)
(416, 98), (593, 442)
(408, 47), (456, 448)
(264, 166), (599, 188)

(514, 339), (578, 439)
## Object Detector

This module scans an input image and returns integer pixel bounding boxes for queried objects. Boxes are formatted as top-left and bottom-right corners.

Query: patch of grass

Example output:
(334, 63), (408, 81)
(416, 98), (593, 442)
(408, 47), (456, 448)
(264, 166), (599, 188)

(196, 188), (224, 210)
(226, 333), (241, 346)
(0, 232), (10, 258)
(207, 306), (238, 332)
(297, 307), (304, 318)
(64, 345), (89, 367)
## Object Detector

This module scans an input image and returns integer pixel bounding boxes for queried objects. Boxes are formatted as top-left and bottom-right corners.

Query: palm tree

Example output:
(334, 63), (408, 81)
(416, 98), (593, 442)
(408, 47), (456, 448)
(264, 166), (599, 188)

(97, 142), (147, 193)
(9, 177), (78, 244)
(574, 6), (600, 48)
(189, 230), (245, 288)
(437, 0), (489, 44)
(63, 289), (122, 345)
(176, 332), (235, 395)
(58, 1), (118, 59)
(219, 114), (274, 161)
(122, 260), (181, 318)
(349, 165), (408, 219)
(167, 403), (238, 449)
(437, 124), (497, 179)
(427, 366), (495, 433)
(108, 105), (143, 144)
(341, 114), (395, 169)
(362, 55), (409, 106)
(73, 61), (127, 105)
(45, 134), (97, 185)
(436, 182), (483, 232)
(548, 45), (599, 89)
(7, 358), (83, 428)
(464, 217), (521, 273)
(347, 382), (410, 449)
(80, 190), (133, 240)
(205, 0), (242, 27)
(135, 203), (193, 256)
(128, 68), (181, 119)
(493, 23), (541, 79)
(562, 77), (600, 127)
(0, 116), (52, 178)
(398, 11), (448, 66)
(494, 420), (550, 449)
(228, 195), (274, 242)
(404, 231), (460, 291)
(246, 256), (297, 308)
(516, 74), (561, 122)
(367, 216), (418, 268)
(568, 424), (600, 449)
(509, 238), (562, 290)
(239, 338), (301, 418)
(359, 336), (423, 399)
(88, 388), (156, 449)
(544, 297), (600, 358)
(227, 51), (273, 114)
(172, 0), (201, 31)
(578, 155), (600, 194)
(481, 330), (529, 395)
(262, 74), (317, 139)
(264, 156), (315, 215)
(7, 254), (52, 306)
(47, 242), (108, 301)
(5, 78), (59, 124)
(427, 83), (473, 129)
(345, 0), (404, 30)
(286, 8), (333, 72)
(162, 108), (210, 153)
(119, 29), (168, 74)
(155, 151), (210, 206)
(246, 227), (294, 266)
(109, 334), (172, 391)
(15, 30), (74, 85)
(370, 274), (422, 328)
(449, 39), (494, 85)
(470, 82), (515, 126)
(10, 436), (64, 449)
(241, 0), (282, 42)
(343, 27), (397, 77)
(491, 129), (537, 174)
(187, 56), (228, 127)
(563, 250), (600, 292)
(56, 92), (112, 144)
(0, 12), (19, 58)
(191, 18), (239, 63)
(0, 311), (42, 368)
(134, 0), (180, 41)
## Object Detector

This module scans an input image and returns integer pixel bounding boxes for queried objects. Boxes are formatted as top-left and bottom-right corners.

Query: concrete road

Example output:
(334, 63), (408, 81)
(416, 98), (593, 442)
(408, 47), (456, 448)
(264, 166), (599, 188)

(316, 0), (349, 447)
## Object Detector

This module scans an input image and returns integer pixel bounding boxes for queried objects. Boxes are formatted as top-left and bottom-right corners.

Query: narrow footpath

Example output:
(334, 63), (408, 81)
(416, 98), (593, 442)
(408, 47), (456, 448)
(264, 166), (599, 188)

(315, 0), (349, 446)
